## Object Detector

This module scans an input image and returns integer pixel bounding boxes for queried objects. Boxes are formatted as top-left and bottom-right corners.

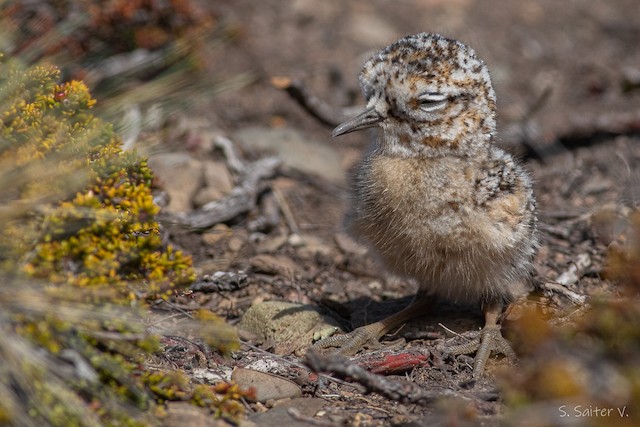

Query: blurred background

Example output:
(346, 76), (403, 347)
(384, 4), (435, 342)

(3, 0), (639, 162)
(211, 0), (640, 149)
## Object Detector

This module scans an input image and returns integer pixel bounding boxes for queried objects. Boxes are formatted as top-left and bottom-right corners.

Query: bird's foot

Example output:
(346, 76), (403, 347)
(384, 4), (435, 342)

(313, 324), (391, 356)
(437, 324), (516, 378)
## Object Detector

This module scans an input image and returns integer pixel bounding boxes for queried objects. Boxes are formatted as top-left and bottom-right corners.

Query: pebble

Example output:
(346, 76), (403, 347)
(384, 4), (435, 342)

(162, 402), (234, 427)
(193, 186), (226, 208)
(201, 224), (232, 246)
(250, 254), (298, 278)
(231, 368), (302, 402)
(287, 233), (305, 247)
(255, 233), (288, 253)
(238, 301), (342, 355)
(296, 234), (335, 260)
(204, 160), (235, 190)
(147, 152), (203, 213)
(228, 236), (245, 252)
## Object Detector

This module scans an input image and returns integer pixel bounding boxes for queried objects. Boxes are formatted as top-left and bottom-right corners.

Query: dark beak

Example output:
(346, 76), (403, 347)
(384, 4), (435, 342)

(332, 107), (384, 137)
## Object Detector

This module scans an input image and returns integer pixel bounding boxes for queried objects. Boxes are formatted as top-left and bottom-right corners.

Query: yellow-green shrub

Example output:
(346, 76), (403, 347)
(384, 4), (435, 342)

(0, 57), (195, 300)
(0, 57), (241, 426)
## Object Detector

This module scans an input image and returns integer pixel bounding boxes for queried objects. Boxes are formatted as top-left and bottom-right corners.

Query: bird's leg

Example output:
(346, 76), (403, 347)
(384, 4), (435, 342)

(439, 302), (517, 378)
(313, 295), (433, 356)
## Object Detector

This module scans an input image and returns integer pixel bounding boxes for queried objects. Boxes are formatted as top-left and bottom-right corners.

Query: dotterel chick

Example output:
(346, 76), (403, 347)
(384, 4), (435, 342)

(316, 33), (538, 377)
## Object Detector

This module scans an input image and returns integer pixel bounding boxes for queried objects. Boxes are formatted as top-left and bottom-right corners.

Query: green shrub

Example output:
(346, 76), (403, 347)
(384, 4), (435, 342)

(0, 57), (195, 301)
(0, 57), (241, 426)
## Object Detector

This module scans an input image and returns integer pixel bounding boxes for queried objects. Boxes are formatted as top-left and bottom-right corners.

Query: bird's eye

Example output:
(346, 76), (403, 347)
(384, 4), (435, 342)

(417, 93), (448, 111)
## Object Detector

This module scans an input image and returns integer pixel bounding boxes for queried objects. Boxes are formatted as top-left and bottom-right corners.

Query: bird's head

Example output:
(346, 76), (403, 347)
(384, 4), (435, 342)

(333, 33), (497, 158)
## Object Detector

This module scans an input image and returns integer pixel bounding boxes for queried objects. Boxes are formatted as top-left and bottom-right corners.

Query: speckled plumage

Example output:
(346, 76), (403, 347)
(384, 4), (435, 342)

(318, 33), (538, 377)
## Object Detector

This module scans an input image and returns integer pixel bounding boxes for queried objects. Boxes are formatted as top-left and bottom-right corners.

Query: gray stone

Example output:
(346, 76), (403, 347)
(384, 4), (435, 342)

(193, 186), (226, 208)
(148, 152), (203, 213)
(231, 368), (302, 402)
(192, 161), (235, 207)
(203, 160), (234, 192)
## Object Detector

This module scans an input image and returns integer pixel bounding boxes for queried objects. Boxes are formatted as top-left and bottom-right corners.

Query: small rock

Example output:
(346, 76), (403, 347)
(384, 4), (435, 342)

(255, 233), (288, 253)
(204, 160), (235, 191)
(190, 271), (248, 293)
(238, 301), (342, 355)
(201, 223), (232, 246)
(228, 236), (245, 252)
(288, 233), (305, 247)
(231, 368), (302, 402)
(193, 186), (226, 207)
(148, 152), (203, 213)
(250, 254), (298, 278)
(243, 358), (286, 374)
(191, 367), (232, 383)
(162, 402), (232, 427)
(233, 126), (344, 184)
(192, 161), (235, 207)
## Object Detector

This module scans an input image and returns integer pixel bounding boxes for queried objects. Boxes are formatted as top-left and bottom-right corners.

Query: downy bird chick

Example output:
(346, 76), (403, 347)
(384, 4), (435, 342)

(316, 33), (538, 377)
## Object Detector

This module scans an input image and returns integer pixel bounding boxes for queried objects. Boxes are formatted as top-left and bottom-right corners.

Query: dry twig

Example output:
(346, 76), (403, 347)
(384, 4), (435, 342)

(541, 253), (591, 305)
(305, 350), (468, 405)
(272, 186), (301, 235)
(214, 135), (246, 174)
(542, 283), (587, 305)
(163, 156), (281, 229)
(554, 253), (592, 287)
(239, 341), (357, 390)
(271, 76), (361, 127)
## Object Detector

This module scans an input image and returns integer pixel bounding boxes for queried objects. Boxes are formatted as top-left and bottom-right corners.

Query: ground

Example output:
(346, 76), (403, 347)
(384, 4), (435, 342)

(145, 1), (640, 425)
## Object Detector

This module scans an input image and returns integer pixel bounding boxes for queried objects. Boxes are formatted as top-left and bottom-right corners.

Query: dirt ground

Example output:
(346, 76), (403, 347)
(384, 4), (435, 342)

(150, 1), (640, 426)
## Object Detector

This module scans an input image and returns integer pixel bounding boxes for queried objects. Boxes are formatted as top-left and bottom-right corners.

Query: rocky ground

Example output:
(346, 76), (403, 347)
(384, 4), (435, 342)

(140, 1), (640, 426)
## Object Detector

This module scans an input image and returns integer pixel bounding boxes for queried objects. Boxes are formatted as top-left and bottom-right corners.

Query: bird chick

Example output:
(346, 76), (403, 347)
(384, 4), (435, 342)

(316, 33), (538, 377)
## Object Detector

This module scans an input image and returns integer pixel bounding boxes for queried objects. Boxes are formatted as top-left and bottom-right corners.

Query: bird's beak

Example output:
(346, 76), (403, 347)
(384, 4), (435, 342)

(332, 107), (384, 137)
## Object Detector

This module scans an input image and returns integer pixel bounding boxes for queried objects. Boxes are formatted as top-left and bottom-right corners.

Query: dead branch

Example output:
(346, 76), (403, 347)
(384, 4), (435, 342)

(239, 341), (358, 390)
(521, 110), (640, 160)
(541, 253), (591, 305)
(213, 135), (246, 174)
(537, 222), (572, 240)
(304, 350), (468, 405)
(163, 156), (281, 229)
(272, 185), (300, 235)
(555, 253), (592, 286)
(542, 283), (587, 305)
(271, 76), (360, 127)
